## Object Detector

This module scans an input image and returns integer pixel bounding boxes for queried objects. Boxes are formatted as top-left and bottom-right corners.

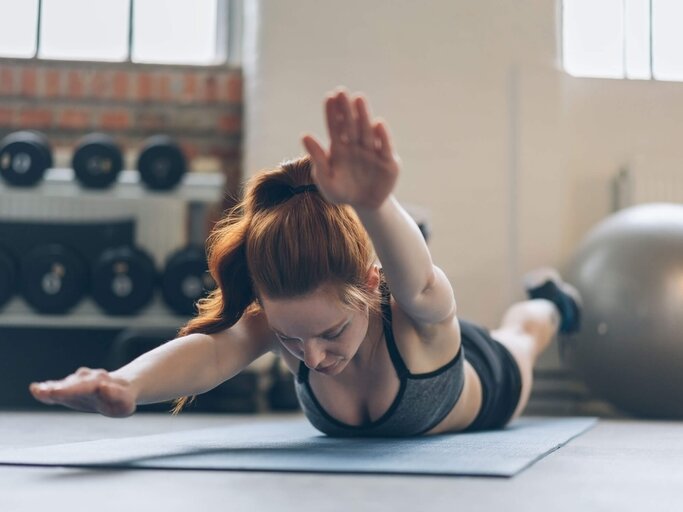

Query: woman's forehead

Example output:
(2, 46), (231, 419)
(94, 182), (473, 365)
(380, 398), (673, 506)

(262, 290), (341, 317)
(259, 282), (340, 308)
(260, 288), (351, 332)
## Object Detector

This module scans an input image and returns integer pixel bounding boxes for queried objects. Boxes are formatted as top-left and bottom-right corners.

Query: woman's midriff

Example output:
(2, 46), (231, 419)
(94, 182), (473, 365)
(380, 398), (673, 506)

(425, 361), (483, 435)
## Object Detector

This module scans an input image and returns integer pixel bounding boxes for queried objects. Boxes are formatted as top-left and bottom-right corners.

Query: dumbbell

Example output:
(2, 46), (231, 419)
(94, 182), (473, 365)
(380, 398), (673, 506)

(161, 245), (215, 315)
(0, 130), (53, 187)
(72, 133), (123, 189)
(91, 245), (157, 315)
(136, 135), (187, 191)
(20, 243), (88, 314)
(0, 245), (17, 308)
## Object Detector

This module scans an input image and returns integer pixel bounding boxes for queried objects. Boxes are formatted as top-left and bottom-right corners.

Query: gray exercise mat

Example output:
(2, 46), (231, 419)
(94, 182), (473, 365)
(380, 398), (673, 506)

(0, 416), (597, 477)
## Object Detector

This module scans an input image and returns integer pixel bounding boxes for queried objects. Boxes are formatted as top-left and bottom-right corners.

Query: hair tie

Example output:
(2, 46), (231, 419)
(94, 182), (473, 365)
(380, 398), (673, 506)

(291, 184), (318, 195)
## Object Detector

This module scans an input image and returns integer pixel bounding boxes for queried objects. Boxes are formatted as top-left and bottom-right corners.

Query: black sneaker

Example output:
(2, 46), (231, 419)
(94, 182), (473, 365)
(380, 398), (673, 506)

(523, 267), (582, 335)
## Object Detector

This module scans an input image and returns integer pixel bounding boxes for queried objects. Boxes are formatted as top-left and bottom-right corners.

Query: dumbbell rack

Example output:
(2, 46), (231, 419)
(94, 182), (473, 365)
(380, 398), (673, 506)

(0, 168), (223, 202)
(0, 168), (225, 329)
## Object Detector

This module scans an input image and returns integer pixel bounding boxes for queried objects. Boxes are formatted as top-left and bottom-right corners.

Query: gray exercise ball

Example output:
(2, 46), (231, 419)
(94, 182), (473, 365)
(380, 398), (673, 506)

(565, 203), (683, 418)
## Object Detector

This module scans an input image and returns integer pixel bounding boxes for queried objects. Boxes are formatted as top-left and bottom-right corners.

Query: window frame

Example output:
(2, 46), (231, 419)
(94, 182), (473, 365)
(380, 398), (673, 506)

(560, 0), (683, 82)
(2, 0), (241, 69)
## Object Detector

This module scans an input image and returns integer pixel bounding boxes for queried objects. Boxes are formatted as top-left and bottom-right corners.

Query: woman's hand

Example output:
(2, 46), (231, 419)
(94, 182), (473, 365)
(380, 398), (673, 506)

(29, 368), (137, 418)
(302, 89), (400, 211)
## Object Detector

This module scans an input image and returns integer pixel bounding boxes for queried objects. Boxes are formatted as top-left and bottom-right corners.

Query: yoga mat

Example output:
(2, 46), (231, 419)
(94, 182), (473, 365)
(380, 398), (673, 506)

(0, 416), (597, 477)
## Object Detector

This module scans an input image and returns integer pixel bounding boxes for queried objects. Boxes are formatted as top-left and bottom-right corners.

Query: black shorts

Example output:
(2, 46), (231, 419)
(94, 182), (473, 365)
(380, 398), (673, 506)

(459, 319), (523, 431)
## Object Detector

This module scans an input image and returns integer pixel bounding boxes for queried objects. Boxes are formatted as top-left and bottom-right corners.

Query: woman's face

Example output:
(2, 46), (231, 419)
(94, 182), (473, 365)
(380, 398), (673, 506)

(260, 284), (372, 377)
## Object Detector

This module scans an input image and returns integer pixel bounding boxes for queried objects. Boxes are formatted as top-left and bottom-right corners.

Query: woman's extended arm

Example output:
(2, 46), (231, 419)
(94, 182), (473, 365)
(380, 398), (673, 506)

(117, 312), (275, 405)
(354, 196), (455, 324)
(30, 311), (275, 416)
(302, 89), (455, 325)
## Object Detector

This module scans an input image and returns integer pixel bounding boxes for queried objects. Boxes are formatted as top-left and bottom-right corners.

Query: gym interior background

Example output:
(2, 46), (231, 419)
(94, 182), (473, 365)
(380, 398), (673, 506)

(5, 1), (683, 510)
(2, 0), (683, 425)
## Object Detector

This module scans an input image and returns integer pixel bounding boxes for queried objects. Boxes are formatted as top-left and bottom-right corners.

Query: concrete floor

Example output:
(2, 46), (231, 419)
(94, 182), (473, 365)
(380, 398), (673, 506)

(0, 411), (682, 512)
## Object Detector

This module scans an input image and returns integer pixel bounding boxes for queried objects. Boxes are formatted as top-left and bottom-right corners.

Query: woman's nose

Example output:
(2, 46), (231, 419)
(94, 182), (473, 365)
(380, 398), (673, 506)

(303, 340), (326, 370)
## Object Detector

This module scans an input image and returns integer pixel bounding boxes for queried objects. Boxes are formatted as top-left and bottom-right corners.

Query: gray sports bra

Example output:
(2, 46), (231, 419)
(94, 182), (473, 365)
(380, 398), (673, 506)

(294, 274), (465, 437)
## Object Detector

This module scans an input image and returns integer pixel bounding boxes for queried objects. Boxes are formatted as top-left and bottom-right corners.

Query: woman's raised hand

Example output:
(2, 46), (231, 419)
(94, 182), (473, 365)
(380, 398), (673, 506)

(302, 89), (399, 210)
(29, 368), (137, 418)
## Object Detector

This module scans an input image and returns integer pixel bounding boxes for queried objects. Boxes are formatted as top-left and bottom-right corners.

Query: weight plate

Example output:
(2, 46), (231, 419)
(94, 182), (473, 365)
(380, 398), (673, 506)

(0, 246), (17, 308)
(92, 246), (157, 315)
(5, 130), (54, 169)
(136, 135), (187, 191)
(72, 133), (124, 189)
(0, 131), (53, 187)
(20, 244), (88, 314)
(161, 245), (215, 315)
(20, 130), (54, 168)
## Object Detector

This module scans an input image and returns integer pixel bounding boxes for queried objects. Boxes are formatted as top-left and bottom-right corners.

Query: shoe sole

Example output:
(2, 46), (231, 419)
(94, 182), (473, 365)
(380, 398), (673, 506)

(523, 267), (583, 308)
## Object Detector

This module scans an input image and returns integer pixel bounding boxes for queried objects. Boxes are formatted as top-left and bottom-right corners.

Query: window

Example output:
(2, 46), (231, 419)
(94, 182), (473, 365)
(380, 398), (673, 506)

(652, 0), (683, 81)
(0, 1), (39, 58)
(40, 0), (130, 62)
(133, 0), (220, 64)
(562, 0), (683, 81)
(0, 0), (237, 66)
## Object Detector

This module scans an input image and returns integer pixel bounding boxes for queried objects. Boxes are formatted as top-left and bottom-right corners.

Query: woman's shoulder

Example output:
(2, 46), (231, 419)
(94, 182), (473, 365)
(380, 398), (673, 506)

(211, 308), (280, 355)
(387, 292), (462, 373)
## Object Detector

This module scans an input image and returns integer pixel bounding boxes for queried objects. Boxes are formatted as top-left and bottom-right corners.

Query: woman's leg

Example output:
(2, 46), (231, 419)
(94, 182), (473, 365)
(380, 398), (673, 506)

(490, 299), (560, 421)
(491, 268), (583, 423)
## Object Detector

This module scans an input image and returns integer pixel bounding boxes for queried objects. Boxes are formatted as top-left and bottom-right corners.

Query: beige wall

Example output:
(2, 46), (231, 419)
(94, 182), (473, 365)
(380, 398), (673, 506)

(243, 0), (683, 326)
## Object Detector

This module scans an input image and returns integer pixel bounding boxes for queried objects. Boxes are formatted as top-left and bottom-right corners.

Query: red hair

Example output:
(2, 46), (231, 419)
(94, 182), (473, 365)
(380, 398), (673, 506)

(171, 156), (377, 413)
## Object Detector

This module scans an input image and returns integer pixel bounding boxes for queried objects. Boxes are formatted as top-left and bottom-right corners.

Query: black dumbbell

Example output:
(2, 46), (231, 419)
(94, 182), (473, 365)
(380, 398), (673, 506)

(161, 245), (215, 315)
(72, 133), (123, 189)
(136, 135), (187, 191)
(0, 130), (53, 187)
(0, 245), (17, 308)
(20, 244), (88, 314)
(91, 245), (157, 315)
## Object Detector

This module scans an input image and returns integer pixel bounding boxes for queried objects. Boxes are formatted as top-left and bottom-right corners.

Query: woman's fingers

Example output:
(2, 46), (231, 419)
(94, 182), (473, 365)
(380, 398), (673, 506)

(325, 96), (343, 144)
(28, 369), (135, 417)
(30, 375), (99, 405)
(325, 89), (384, 154)
(32, 383), (71, 405)
(373, 120), (394, 160)
(29, 383), (57, 404)
(325, 91), (357, 145)
(354, 95), (374, 149)
(302, 134), (330, 179)
(335, 91), (357, 143)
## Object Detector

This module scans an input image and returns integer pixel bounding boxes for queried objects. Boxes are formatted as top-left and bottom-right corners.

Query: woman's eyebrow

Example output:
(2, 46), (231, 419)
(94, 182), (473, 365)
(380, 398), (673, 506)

(273, 319), (348, 338)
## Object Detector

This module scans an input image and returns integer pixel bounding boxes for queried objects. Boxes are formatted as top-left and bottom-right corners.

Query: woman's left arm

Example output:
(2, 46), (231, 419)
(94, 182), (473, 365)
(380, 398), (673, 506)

(354, 196), (455, 324)
(302, 88), (456, 325)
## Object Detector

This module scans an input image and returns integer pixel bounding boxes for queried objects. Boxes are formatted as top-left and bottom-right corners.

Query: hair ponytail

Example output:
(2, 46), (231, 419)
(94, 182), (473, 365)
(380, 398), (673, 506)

(170, 212), (258, 414)
(171, 155), (378, 414)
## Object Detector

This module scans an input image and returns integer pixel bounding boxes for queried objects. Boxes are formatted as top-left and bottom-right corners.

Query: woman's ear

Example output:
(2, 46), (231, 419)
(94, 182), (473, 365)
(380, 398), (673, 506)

(365, 264), (381, 291)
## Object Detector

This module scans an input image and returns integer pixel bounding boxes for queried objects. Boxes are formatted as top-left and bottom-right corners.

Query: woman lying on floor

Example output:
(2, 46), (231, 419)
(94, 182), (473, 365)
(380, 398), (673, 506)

(30, 89), (581, 436)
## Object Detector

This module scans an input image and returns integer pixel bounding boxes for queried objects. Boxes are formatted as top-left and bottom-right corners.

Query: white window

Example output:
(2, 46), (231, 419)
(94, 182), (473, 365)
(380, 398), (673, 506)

(40, 0), (130, 62)
(0, 0), (40, 58)
(133, 0), (220, 65)
(563, 0), (683, 82)
(0, 0), (238, 66)
(652, 0), (683, 81)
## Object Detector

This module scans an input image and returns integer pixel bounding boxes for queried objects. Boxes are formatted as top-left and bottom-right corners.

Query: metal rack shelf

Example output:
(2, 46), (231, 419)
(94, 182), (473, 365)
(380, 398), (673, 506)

(0, 169), (226, 331)
(0, 295), (190, 330)
(0, 168), (226, 204)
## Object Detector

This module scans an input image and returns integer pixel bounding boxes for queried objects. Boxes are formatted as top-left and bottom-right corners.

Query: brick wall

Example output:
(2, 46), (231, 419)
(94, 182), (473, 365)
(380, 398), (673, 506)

(0, 59), (242, 198)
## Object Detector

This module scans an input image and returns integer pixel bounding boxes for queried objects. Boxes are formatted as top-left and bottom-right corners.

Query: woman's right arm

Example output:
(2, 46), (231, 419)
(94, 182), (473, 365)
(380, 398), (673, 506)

(29, 311), (277, 417)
